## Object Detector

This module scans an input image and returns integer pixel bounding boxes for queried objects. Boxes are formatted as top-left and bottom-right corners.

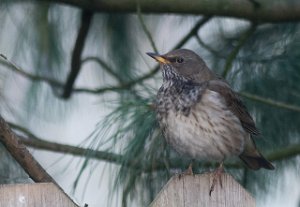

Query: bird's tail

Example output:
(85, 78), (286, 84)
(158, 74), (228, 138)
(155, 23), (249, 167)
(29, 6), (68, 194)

(239, 153), (275, 170)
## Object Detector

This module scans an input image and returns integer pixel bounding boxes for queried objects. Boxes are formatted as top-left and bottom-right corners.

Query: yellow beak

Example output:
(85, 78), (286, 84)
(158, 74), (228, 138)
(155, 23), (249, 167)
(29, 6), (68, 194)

(146, 52), (170, 64)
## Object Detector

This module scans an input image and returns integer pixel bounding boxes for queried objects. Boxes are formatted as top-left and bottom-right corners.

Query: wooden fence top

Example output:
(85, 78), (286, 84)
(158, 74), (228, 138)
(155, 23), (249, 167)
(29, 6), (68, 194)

(0, 183), (79, 207)
(149, 173), (255, 207)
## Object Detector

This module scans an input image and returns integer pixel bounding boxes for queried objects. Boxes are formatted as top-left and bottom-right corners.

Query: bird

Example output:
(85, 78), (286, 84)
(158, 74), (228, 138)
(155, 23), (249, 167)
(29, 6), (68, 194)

(146, 49), (274, 195)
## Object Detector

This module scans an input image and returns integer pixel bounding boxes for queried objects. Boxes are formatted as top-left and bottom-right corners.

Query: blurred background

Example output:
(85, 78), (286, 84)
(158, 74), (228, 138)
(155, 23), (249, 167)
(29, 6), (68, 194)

(0, 1), (300, 206)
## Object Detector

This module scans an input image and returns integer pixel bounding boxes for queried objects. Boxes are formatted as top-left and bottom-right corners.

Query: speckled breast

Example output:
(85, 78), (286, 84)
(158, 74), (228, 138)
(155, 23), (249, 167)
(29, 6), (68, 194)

(157, 85), (248, 161)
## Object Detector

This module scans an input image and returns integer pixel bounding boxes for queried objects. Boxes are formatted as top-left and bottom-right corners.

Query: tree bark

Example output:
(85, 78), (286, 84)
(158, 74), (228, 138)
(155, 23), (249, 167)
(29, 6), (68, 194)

(0, 116), (57, 184)
(33, 0), (300, 22)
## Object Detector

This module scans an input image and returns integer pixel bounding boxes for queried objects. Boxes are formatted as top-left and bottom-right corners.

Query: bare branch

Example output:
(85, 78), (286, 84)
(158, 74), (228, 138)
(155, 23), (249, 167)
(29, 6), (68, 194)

(75, 16), (212, 93)
(174, 16), (211, 49)
(0, 17), (211, 98)
(2, 55), (300, 113)
(239, 92), (300, 113)
(0, 56), (63, 88)
(31, 0), (300, 22)
(137, 5), (158, 53)
(81, 56), (123, 83)
(222, 23), (257, 78)
(21, 136), (123, 164)
(0, 116), (56, 184)
(8, 121), (300, 172)
(195, 34), (224, 58)
(62, 10), (94, 99)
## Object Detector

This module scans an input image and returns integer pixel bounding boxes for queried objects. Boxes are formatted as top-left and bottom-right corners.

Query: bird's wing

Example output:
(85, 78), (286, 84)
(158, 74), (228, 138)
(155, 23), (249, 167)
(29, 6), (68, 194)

(206, 80), (260, 136)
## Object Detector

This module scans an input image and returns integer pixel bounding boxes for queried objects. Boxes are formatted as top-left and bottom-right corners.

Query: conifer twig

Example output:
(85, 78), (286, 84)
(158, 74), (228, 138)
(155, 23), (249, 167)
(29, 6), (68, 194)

(0, 17), (211, 97)
(222, 23), (257, 78)
(137, 5), (158, 53)
(0, 55), (63, 88)
(239, 92), (300, 113)
(8, 121), (300, 171)
(81, 56), (123, 83)
(195, 34), (224, 58)
(62, 11), (94, 99)
(2, 55), (300, 113)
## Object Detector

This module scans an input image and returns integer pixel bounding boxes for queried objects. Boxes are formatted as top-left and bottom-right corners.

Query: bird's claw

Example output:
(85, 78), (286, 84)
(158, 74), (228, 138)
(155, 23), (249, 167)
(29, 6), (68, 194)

(209, 162), (224, 196)
(178, 163), (194, 179)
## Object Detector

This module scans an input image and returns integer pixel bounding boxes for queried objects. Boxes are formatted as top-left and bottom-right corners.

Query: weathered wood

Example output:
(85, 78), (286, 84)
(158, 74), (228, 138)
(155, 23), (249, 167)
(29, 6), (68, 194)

(149, 173), (255, 207)
(0, 183), (79, 207)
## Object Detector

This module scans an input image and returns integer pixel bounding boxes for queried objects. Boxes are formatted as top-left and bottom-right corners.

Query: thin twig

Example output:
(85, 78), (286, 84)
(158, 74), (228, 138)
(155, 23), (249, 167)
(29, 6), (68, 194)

(0, 17), (212, 98)
(21, 135), (124, 164)
(73, 84), (131, 94)
(62, 11), (94, 99)
(174, 16), (212, 49)
(239, 91), (300, 113)
(0, 56), (126, 95)
(0, 56), (63, 88)
(20, 129), (300, 170)
(7, 121), (40, 140)
(222, 23), (257, 78)
(2, 55), (300, 113)
(82, 56), (123, 83)
(107, 16), (212, 91)
(137, 5), (158, 53)
(195, 34), (225, 58)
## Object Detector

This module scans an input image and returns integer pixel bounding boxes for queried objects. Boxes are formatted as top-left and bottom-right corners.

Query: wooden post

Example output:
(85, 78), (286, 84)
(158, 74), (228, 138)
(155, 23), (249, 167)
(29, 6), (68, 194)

(0, 183), (79, 207)
(149, 173), (255, 207)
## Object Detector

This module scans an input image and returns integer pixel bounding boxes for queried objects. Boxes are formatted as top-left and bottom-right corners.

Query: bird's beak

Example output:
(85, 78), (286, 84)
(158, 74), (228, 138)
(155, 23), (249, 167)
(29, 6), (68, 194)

(146, 52), (170, 64)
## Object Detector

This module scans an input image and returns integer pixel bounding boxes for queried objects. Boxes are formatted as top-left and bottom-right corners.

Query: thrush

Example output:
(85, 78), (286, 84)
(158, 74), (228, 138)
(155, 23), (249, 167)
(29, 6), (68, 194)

(147, 49), (274, 195)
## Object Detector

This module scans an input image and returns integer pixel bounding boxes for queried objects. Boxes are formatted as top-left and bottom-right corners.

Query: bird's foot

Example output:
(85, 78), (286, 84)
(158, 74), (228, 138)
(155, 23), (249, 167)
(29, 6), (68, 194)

(179, 163), (194, 179)
(185, 163), (194, 175)
(209, 162), (224, 196)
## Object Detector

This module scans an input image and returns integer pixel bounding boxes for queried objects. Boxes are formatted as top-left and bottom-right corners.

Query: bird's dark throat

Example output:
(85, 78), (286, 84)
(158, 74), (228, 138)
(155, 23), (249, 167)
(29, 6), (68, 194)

(161, 64), (187, 83)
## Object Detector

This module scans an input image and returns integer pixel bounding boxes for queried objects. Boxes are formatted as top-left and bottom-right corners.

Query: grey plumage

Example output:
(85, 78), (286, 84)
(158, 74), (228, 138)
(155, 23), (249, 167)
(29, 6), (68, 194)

(147, 49), (274, 170)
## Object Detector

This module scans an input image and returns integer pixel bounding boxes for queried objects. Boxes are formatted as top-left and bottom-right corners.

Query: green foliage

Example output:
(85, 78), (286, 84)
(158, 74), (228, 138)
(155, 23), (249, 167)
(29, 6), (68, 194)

(7, 3), (70, 121)
(87, 22), (300, 206)
(105, 14), (135, 83)
(83, 89), (170, 206)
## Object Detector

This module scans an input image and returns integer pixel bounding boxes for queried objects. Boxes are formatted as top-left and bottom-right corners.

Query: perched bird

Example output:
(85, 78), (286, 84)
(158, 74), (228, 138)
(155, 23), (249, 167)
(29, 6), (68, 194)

(147, 49), (274, 195)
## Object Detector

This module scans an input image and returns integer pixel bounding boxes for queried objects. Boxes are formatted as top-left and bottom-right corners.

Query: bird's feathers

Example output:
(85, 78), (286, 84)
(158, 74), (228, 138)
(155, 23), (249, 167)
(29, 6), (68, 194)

(149, 48), (274, 170)
(239, 153), (275, 170)
(207, 80), (260, 136)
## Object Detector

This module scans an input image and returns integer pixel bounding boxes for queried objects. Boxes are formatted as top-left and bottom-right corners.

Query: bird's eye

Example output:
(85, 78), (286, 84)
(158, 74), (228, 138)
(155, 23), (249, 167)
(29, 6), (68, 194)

(176, 57), (184, 63)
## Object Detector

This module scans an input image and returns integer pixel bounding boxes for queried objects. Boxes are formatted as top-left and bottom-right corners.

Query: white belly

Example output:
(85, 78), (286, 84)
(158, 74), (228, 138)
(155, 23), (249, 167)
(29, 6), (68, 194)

(162, 90), (247, 161)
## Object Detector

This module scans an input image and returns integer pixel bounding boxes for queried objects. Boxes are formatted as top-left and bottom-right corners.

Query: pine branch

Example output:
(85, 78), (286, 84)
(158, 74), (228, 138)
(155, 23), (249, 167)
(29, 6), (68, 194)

(0, 55), (134, 95)
(195, 34), (224, 58)
(72, 16), (212, 93)
(2, 54), (300, 113)
(62, 10), (94, 99)
(175, 16), (212, 49)
(267, 144), (300, 162)
(81, 56), (123, 83)
(137, 5), (158, 53)
(0, 55), (63, 88)
(21, 135), (124, 164)
(222, 23), (257, 78)
(8, 121), (300, 171)
(32, 0), (300, 22)
(0, 17), (211, 98)
(240, 92), (300, 113)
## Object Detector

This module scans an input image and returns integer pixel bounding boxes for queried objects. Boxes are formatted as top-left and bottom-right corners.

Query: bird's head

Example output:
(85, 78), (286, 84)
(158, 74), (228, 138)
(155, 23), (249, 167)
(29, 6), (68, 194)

(147, 49), (214, 82)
